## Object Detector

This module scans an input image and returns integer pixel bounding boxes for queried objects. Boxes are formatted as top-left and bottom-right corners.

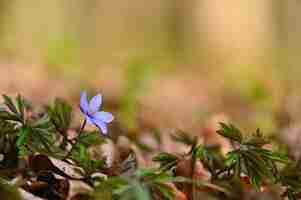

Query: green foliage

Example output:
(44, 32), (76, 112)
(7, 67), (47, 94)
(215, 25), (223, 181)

(70, 131), (106, 175)
(194, 145), (225, 176)
(0, 120), (18, 169)
(23, 115), (56, 156)
(114, 169), (184, 200)
(171, 130), (198, 147)
(216, 123), (243, 143)
(47, 98), (72, 134)
(279, 163), (301, 200)
(1, 94), (25, 123)
(152, 152), (178, 171)
(77, 131), (106, 147)
(0, 94), (300, 200)
(16, 127), (29, 147)
(243, 128), (270, 147)
(71, 143), (106, 175)
(0, 95), (58, 157)
(217, 123), (289, 191)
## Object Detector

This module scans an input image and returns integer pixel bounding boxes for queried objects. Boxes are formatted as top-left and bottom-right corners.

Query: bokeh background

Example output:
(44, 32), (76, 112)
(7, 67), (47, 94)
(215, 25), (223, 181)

(0, 1), (299, 136)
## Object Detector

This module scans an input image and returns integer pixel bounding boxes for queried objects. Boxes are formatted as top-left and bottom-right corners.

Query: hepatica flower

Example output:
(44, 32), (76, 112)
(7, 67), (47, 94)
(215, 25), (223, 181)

(80, 91), (114, 134)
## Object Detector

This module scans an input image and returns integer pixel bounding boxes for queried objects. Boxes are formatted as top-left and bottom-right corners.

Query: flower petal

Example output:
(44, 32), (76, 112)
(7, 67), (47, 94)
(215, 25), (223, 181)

(93, 111), (114, 123)
(80, 91), (89, 113)
(92, 118), (108, 134)
(89, 94), (102, 113)
(85, 115), (93, 125)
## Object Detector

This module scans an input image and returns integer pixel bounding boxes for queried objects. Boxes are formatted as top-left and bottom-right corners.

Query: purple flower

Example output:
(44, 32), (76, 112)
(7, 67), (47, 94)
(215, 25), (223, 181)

(80, 91), (114, 134)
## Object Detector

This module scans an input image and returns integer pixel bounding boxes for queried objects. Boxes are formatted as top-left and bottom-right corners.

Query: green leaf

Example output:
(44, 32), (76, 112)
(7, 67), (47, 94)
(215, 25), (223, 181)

(79, 144), (86, 162)
(152, 152), (178, 164)
(243, 129), (269, 147)
(16, 127), (29, 147)
(2, 95), (18, 114)
(216, 123), (243, 143)
(1, 95), (25, 123)
(254, 148), (289, 164)
(0, 120), (17, 135)
(31, 114), (52, 129)
(71, 142), (106, 174)
(31, 128), (53, 153)
(171, 130), (198, 147)
(280, 164), (301, 190)
(78, 131), (106, 146)
(152, 152), (178, 171)
(249, 172), (261, 190)
(106, 176), (129, 190)
(225, 151), (239, 168)
(152, 183), (174, 200)
(47, 98), (72, 133)
(0, 111), (19, 122)
(91, 159), (106, 170)
(194, 145), (225, 174)
(16, 94), (25, 121)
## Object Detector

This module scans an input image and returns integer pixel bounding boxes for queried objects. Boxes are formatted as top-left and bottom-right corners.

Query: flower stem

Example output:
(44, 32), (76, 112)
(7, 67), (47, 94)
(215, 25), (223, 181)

(64, 119), (87, 160)
(79, 119), (87, 135)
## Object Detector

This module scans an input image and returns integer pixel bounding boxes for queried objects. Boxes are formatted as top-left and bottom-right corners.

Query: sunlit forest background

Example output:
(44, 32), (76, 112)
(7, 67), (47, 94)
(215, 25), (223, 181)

(0, 1), (299, 135)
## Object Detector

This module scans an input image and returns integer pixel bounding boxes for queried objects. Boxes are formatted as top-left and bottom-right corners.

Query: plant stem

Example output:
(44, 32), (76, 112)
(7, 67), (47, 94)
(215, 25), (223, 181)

(64, 119), (87, 160)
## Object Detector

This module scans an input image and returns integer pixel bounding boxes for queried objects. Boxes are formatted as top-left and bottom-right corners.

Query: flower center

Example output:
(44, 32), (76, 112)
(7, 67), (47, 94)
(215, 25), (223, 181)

(87, 110), (96, 118)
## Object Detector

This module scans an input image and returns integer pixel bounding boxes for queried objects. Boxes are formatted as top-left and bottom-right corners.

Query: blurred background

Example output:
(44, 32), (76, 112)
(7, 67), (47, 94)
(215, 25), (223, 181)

(0, 0), (299, 136)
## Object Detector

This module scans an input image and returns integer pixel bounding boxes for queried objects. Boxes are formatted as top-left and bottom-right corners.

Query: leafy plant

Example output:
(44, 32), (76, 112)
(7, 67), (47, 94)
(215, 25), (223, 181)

(0, 93), (299, 200)
(216, 123), (289, 193)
